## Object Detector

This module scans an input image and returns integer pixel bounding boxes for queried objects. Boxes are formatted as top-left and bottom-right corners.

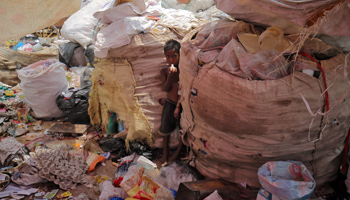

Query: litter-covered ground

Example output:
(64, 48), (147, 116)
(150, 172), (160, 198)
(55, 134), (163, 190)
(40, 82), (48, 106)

(1, 0), (350, 199)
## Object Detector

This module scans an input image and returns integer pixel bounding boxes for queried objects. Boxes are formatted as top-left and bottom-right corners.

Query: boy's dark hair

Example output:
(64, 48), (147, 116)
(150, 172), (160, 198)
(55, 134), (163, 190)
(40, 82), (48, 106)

(164, 39), (180, 54)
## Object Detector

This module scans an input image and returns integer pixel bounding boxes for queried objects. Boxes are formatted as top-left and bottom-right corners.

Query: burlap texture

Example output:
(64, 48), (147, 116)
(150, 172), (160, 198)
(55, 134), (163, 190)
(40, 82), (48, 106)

(179, 20), (350, 188)
(0, 0), (80, 42)
(89, 31), (181, 145)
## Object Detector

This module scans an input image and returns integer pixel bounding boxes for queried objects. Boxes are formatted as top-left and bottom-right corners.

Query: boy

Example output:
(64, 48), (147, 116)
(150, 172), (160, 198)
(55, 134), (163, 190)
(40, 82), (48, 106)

(158, 39), (183, 163)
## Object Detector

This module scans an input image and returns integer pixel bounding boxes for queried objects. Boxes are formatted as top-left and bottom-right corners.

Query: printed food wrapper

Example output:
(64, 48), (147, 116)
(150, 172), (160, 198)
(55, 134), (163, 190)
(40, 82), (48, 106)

(44, 189), (59, 199)
(57, 191), (72, 198)
(120, 168), (160, 200)
(92, 175), (111, 184)
(26, 132), (44, 141)
(86, 152), (106, 173)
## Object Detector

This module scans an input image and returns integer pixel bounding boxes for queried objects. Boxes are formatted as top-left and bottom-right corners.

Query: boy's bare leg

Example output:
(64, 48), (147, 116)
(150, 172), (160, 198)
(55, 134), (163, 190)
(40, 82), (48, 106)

(169, 137), (183, 162)
(160, 135), (170, 163)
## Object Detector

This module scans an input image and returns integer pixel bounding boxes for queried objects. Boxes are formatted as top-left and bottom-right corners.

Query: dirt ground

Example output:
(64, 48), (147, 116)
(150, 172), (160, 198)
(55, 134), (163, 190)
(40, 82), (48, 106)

(3, 119), (350, 200)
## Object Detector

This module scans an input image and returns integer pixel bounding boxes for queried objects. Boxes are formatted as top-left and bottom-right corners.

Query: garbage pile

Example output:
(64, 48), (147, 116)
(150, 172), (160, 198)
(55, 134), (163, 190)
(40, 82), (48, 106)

(7, 34), (58, 54)
(0, 52), (204, 199)
(0, 132), (205, 199)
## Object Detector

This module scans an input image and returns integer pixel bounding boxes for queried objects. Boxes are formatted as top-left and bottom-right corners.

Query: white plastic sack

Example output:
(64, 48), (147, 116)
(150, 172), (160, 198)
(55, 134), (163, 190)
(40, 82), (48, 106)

(161, 0), (215, 13)
(17, 59), (68, 118)
(94, 0), (147, 26)
(61, 0), (111, 48)
(195, 5), (233, 22)
(157, 9), (200, 35)
(95, 15), (155, 58)
(81, 0), (93, 8)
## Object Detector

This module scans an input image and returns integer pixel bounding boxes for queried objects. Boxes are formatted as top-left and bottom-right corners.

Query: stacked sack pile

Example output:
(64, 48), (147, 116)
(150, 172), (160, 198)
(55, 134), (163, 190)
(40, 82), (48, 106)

(179, 0), (350, 189)
(87, 0), (231, 145)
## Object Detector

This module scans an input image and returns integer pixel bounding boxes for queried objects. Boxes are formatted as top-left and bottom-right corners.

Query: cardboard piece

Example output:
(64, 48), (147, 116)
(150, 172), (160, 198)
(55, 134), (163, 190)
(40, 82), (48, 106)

(47, 123), (89, 135)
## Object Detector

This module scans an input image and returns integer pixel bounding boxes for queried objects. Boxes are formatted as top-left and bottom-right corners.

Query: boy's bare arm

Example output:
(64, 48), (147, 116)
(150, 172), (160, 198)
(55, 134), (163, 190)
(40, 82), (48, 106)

(174, 99), (181, 119)
(160, 66), (170, 92)
(160, 67), (167, 84)
(161, 66), (177, 92)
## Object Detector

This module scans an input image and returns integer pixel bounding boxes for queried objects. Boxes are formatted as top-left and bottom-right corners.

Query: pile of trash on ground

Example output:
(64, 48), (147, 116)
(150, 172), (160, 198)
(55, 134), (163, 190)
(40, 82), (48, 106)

(1, 0), (350, 199)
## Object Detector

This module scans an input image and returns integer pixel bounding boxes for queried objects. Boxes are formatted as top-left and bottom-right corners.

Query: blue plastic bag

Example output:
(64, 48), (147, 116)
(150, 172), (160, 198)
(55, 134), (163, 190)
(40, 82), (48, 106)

(257, 161), (315, 200)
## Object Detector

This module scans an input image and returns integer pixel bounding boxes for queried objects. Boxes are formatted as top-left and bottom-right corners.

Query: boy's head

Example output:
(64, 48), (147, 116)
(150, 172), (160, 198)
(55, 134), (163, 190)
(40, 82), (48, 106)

(164, 39), (180, 67)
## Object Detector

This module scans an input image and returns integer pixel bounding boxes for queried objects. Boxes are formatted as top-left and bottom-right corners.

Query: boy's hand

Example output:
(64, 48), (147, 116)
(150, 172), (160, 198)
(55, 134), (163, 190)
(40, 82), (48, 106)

(174, 107), (180, 119)
(168, 65), (178, 80)
(168, 65), (178, 73)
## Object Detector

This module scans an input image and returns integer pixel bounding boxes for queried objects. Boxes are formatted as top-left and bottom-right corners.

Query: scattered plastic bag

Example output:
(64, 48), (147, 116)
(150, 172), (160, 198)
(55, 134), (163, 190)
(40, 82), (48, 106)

(17, 59), (68, 118)
(154, 187), (174, 200)
(120, 168), (160, 200)
(99, 180), (128, 200)
(153, 162), (197, 191)
(113, 153), (139, 187)
(257, 161), (315, 200)
(114, 160), (133, 187)
(80, 65), (94, 88)
(72, 193), (90, 200)
(0, 137), (30, 167)
(11, 161), (45, 185)
(0, 183), (38, 198)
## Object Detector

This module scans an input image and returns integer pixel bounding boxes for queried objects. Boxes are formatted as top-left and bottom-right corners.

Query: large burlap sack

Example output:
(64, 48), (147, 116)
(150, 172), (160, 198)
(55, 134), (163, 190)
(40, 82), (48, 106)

(0, 46), (59, 86)
(0, 47), (59, 86)
(0, 56), (19, 86)
(179, 19), (350, 188)
(0, 47), (58, 66)
(0, 0), (80, 42)
(215, 0), (350, 36)
(89, 31), (181, 145)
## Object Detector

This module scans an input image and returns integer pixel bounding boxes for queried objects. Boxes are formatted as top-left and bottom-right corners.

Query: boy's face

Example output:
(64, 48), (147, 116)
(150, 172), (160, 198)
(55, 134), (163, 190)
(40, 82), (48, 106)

(165, 49), (179, 67)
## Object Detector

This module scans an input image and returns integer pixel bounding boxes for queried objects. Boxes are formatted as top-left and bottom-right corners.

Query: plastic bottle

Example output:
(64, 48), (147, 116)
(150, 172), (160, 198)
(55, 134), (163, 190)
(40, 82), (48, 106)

(107, 112), (118, 136)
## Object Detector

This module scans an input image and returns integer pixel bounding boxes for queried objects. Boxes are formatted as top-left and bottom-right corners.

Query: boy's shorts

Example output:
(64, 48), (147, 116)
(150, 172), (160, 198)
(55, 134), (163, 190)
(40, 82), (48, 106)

(158, 99), (177, 136)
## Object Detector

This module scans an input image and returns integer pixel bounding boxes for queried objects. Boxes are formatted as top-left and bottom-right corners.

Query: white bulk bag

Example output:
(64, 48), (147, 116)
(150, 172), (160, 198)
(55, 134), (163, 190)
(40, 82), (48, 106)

(17, 59), (68, 118)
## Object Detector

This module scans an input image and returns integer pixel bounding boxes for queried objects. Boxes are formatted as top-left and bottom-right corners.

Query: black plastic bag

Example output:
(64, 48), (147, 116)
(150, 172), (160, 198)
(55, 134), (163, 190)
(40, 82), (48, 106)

(56, 85), (91, 124)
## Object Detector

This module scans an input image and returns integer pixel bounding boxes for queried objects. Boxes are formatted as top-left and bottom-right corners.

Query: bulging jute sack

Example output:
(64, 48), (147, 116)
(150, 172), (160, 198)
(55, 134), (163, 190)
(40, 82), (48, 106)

(179, 19), (350, 188)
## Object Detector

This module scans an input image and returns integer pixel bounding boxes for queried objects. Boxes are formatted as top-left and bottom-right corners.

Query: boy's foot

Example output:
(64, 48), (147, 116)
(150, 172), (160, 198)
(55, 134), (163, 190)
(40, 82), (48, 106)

(159, 155), (168, 164)
(168, 156), (178, 163)
(168, 152), (181, 163)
